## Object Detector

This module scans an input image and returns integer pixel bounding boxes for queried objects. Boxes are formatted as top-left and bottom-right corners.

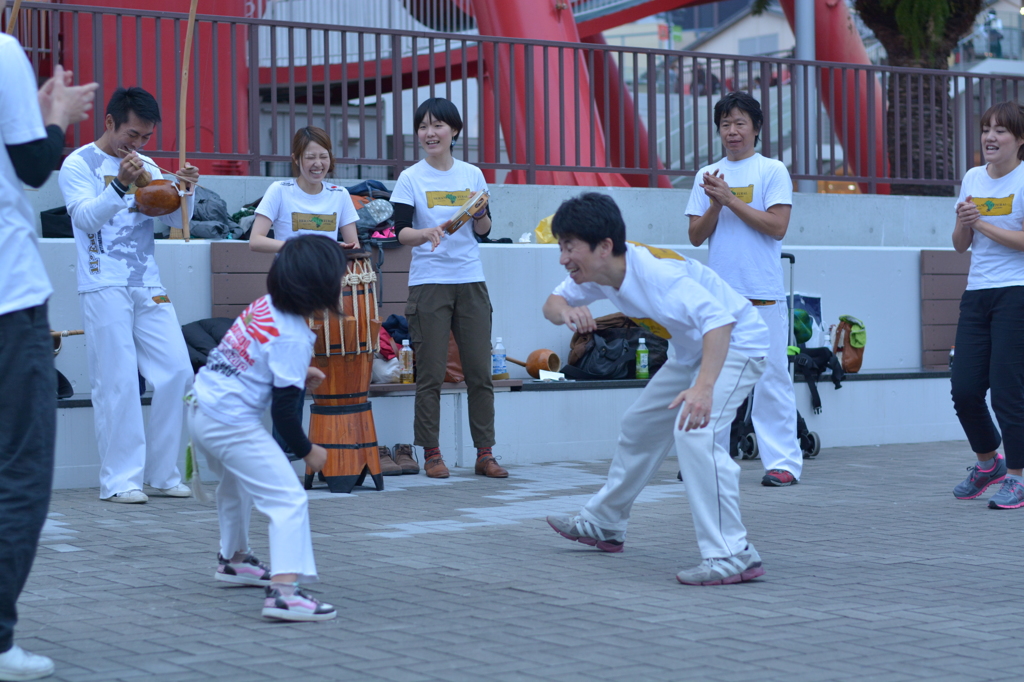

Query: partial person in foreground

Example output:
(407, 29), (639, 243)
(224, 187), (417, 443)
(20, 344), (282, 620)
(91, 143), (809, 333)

(686, 91), (802, 488)
(542, 193), (771, 585)
(950, 101), (1024, 510)
(188, 235), (344, 621)
(58, 86), (199, 503)
(0, 36), (98, 682)
(390, 97), (507, 478)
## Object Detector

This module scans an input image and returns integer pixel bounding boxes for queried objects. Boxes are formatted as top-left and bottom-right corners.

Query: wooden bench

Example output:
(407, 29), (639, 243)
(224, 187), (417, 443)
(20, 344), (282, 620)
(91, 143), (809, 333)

(920, 250), (970, 370)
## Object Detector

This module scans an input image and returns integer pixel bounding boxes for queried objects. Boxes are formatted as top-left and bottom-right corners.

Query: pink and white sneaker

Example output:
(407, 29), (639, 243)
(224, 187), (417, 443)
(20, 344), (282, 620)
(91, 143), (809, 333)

(215, 553), (272, 586)
(262, 584), (337, 622)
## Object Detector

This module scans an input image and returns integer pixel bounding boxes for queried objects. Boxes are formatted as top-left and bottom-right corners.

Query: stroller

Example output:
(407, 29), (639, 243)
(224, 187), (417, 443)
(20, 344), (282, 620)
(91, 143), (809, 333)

(732, 252), (821, 461)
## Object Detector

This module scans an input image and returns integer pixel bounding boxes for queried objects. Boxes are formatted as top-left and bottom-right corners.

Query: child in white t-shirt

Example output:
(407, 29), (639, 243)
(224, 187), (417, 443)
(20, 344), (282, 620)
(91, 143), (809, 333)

(950, 101), (1024, 510)
(685, 91), (802, 488)
(250, 126), (360, 252)
(542, 193), (769, 585)
(188, 235), (347, 622)
(390, 97), (508, 479)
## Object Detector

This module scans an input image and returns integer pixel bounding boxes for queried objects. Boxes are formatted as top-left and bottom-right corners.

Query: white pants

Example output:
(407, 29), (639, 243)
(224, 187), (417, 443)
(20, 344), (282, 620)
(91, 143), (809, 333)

(581, 350), (765, 559)
(751, 302), (802, 478)
(187, 402), (318, 582)
(81, 287), (193, 498)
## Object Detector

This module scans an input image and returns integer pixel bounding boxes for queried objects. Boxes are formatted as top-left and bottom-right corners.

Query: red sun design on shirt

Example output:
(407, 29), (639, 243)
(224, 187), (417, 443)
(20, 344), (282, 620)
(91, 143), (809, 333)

(240, 298), (280, 344)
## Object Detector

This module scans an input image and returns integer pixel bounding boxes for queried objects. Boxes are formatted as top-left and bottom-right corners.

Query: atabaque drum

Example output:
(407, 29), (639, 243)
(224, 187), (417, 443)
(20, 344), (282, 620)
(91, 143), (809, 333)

(306, 250), (384, 494)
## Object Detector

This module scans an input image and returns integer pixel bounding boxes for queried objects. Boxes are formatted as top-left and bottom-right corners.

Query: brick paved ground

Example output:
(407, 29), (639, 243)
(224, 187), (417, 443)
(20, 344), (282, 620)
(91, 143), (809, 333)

(15, 439), (1018, 681)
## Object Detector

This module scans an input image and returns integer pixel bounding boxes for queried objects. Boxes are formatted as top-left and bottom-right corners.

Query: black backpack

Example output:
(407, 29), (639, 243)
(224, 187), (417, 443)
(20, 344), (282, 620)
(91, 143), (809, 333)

(562, 314), (668, 381)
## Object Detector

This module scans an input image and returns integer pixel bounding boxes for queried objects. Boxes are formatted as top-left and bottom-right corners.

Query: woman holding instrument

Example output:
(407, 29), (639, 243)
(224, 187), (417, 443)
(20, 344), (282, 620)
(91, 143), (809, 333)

(249, 126), (359, 252)
(390, 97), (508, 479)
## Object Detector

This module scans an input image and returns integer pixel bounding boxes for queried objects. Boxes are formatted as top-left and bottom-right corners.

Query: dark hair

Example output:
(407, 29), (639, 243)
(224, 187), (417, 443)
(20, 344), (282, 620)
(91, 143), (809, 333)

(291, 126), (335, 177)
(267, 235), (348, 318)
(550, 192), (627, 255)
(980, 101), (1024, 161)
(713, 91), (763, 145)
(106, 87), (161, 128)
(413, 97), (463, 149)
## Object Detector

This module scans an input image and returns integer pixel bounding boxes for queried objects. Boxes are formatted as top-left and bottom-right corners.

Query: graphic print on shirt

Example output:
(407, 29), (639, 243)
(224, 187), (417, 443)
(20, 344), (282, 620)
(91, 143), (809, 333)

(292, 212), (337, 232)
(729, 184), (754, 204)
(87, 231), (103, 274)
(205, 298), (281, 378)
(971, 195), (1015, 216)
(425, 189), (473, 208)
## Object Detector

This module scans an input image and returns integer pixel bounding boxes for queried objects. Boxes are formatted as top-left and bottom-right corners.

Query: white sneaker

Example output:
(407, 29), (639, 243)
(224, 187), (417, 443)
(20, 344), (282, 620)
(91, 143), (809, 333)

(151, 483), (191, 498)
(0, 644), (55, 681)
(675, 544), (765, 585)
(102, 489), (148, 504)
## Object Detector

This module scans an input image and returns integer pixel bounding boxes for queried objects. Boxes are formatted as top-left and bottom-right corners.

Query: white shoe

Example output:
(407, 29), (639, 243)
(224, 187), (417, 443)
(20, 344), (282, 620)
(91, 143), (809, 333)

(0, 644), (55, 681)
(102, 489), (148, 504)
(151, 483), (191, 498)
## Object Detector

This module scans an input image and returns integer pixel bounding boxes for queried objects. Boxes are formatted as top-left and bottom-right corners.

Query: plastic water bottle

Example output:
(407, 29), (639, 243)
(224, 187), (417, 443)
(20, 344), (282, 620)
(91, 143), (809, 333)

(491, 337), (509, 380)
(636, 337), (650, 379)
(399, 339), (415, 384)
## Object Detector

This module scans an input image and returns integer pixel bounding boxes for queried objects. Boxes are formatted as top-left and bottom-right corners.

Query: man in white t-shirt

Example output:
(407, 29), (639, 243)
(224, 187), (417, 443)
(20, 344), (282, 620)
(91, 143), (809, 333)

(685, 91), (803, 488)
(58, 87), (200, 504)
(543, 193), (770, 585)
(0, 36), (97, 681)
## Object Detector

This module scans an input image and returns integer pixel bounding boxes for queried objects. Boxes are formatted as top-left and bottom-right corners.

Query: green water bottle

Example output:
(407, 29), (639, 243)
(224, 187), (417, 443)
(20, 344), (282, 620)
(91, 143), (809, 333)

(636, 337), (650, 379)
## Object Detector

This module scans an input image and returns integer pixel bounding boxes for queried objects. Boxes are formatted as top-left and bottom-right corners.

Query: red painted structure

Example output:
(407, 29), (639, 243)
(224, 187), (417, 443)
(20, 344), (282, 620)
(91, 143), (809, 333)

(55, 0), (251, 176)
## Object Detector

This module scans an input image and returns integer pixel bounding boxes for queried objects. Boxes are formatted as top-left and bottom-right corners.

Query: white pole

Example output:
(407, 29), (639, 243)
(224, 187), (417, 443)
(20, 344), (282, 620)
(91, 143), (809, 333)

(794, 0), (817, 194)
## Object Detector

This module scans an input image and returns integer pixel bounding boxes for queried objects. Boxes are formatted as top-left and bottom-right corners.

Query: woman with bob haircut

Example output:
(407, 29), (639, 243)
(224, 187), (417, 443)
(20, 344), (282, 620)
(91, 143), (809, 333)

(389, 96), (508, 479)
(187, 235), (347, 621)
(950, 101), (1024, 509)
(249, 126), (360, 252)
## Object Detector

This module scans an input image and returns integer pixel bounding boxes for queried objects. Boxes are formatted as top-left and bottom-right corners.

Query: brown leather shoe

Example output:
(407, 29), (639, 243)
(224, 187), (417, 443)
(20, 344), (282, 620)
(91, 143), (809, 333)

(424, 456), (450, 479)
(378, 446), (402, 476)
(392, 443), (420, 475)
(475, 456), (508, 478)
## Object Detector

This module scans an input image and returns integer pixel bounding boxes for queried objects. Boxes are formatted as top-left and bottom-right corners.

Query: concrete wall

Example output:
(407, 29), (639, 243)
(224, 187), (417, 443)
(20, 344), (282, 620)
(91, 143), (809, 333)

(26, 175), (960, 248)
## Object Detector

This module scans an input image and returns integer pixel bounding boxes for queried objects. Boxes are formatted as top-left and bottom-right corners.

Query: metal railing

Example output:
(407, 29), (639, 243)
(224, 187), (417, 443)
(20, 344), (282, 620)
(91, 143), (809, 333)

(5, 0), (1024, 192)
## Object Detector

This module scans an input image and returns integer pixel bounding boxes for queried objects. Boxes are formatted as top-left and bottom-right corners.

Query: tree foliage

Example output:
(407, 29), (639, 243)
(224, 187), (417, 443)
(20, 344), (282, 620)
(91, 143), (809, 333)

(855, 0), (981, 68)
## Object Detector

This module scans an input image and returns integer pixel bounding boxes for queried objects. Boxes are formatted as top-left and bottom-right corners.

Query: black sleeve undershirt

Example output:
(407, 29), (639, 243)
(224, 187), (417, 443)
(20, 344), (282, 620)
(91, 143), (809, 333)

(391, 201), (492, 237)
(270, 385), (312, 459)
(6, 124), (65, 188)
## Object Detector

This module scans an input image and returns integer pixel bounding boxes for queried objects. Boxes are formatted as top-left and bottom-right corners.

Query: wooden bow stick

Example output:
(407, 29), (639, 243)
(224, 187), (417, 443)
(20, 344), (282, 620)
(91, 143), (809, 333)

(171, 0), (199, 242)
(5, 0), (22, 35)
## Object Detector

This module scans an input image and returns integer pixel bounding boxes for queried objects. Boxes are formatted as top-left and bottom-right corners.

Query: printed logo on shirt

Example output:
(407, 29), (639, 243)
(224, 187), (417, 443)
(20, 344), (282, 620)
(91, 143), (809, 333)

(971, 195), (1015, 216)
(240, 298), (281, 344)
(425, 189), (473, 208)
(102, 175), (139, 194)
(87, 233), (103, 274)
(729, 184), (755, 204)
(630, 318), (673, 340)
(152, 295), (171, 304)
(629, 241), (686, 261)
(292, 212), (338, 232)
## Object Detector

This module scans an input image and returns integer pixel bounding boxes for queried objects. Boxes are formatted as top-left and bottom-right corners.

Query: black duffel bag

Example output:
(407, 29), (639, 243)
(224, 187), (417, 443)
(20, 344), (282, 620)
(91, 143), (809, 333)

(562, 313), (668, 381)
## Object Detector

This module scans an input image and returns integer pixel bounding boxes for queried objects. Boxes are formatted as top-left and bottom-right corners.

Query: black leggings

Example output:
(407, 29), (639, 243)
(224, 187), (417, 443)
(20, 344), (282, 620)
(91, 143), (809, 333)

(950, 286), (1024, 469)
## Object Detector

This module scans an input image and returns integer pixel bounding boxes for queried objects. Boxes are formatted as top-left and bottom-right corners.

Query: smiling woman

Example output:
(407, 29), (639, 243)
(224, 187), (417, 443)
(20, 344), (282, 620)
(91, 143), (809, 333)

(248, 126), (360, 254)
(949, 101), (1024, 509)
(389, 97), (507, 480)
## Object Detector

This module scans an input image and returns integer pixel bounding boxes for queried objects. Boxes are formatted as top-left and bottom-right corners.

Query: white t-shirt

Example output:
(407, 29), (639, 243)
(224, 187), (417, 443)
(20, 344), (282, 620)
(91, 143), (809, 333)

(59, 143), (196, 293)
(389, 158), (488, 286)
(255, 180), (359, 242)
(193, 294), (315, 424)
(685, 153), (793, 300)
(957, 164), (1024, 290)
(552, 243), (769, 367)
(0, 35), (53, 316)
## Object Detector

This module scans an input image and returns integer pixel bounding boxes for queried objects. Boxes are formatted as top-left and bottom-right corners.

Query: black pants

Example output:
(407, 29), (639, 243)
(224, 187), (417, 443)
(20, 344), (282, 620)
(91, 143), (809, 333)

(0, 303), (56, 652)
(951, 286), (1024, 469)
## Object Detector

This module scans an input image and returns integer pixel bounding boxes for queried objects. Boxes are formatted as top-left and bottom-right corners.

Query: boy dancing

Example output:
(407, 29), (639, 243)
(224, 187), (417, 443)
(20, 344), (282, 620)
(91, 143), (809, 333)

(542, 193), (770, 585)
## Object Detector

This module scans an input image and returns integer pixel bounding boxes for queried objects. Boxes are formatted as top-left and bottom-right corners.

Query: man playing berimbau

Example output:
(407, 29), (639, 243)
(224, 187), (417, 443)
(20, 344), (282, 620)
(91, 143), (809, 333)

(58, 87), (199, 503)
(542, 193), (771, 585)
